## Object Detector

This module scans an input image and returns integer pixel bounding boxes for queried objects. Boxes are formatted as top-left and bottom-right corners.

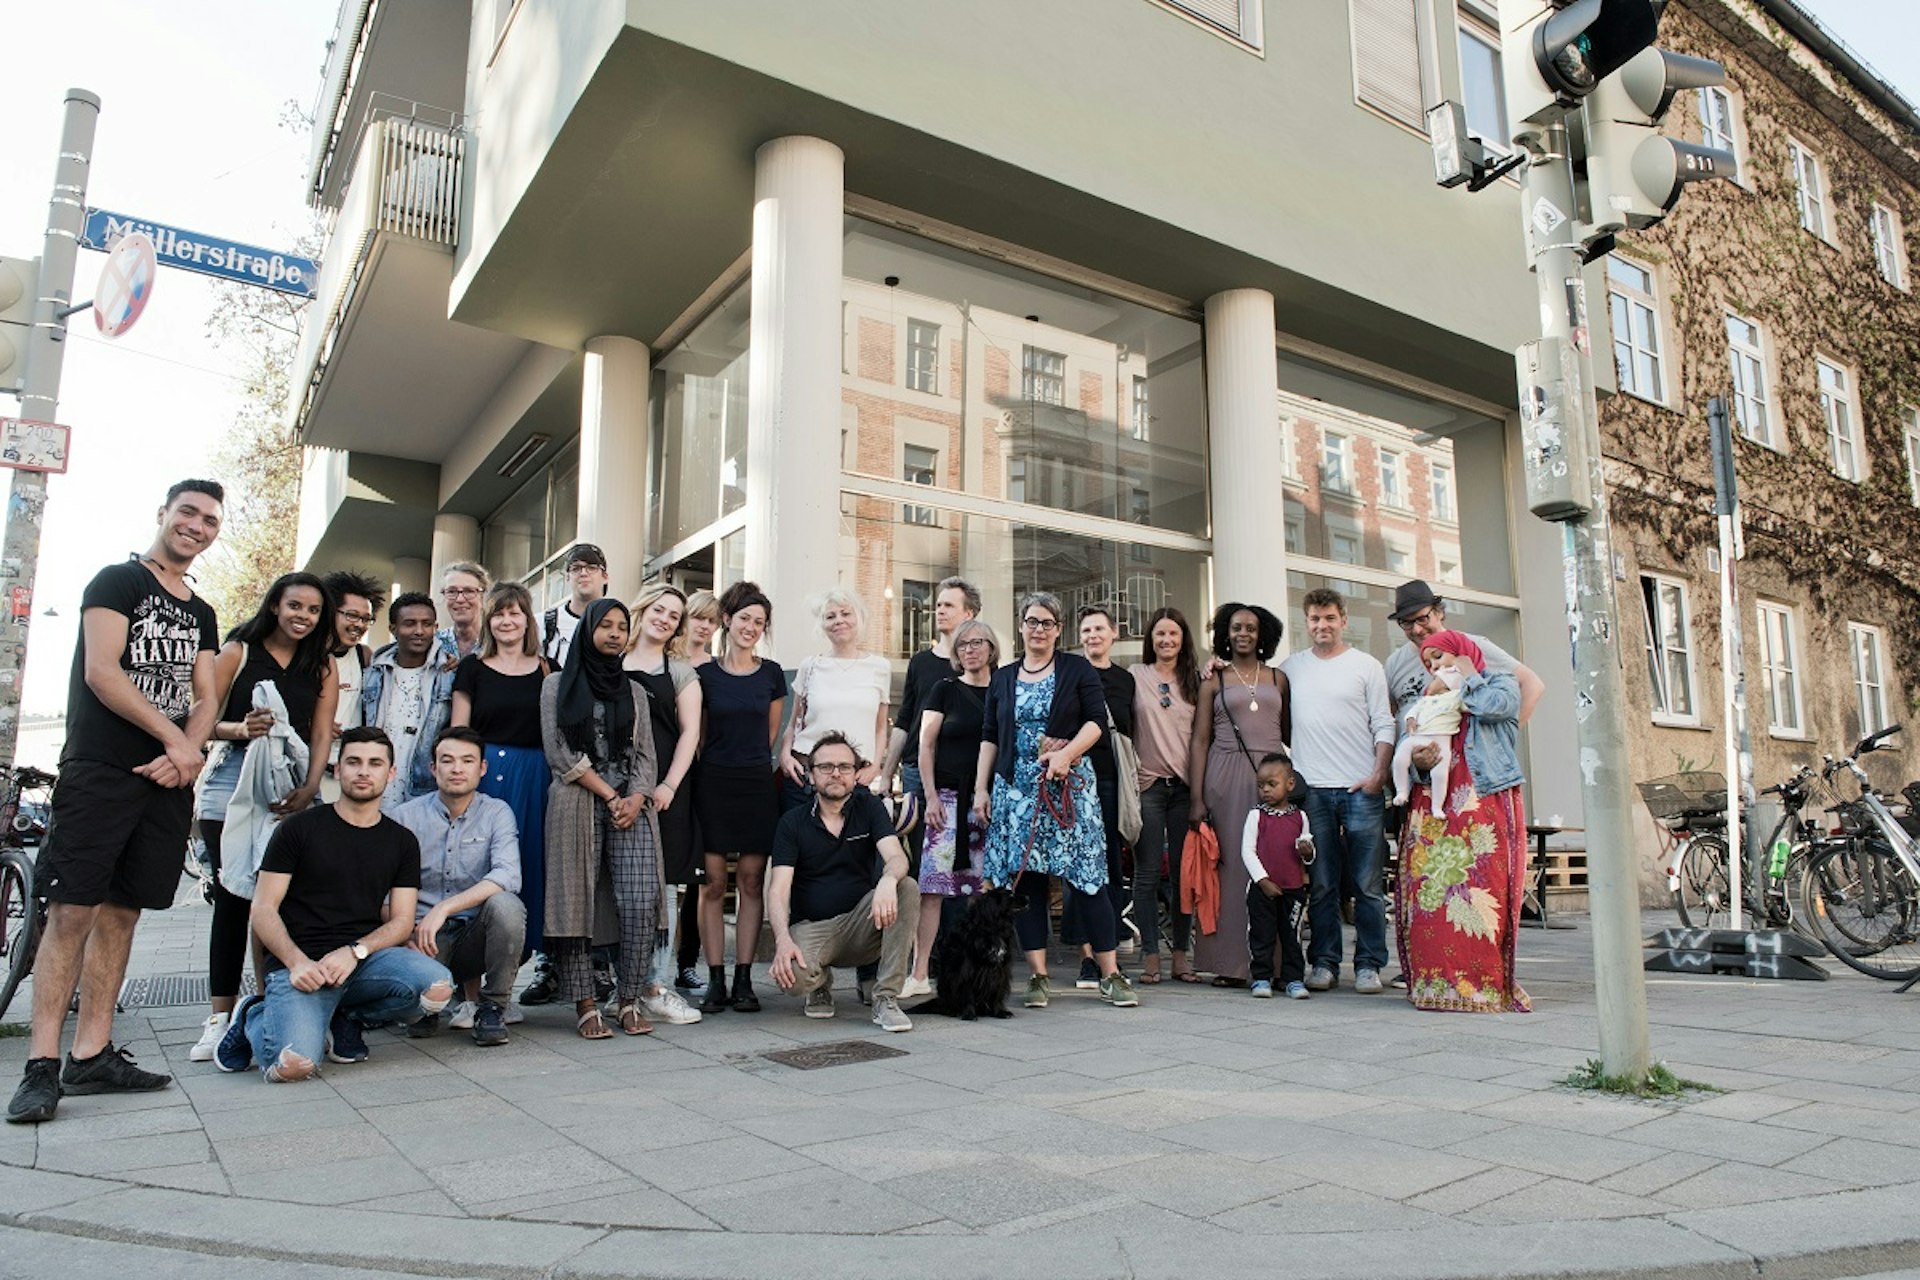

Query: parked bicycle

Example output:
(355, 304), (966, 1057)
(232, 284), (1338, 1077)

(0, 763), (57, 1021)
(1800, 725), (1920, 986)
(1637, 765), (1824, 937)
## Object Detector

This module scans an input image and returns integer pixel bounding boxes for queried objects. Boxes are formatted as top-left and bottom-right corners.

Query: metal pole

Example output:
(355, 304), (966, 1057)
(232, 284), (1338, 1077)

(0, 89), (100, 770)
(1708, 397), (1742, 928)
(1525, 119), (1652, 1081)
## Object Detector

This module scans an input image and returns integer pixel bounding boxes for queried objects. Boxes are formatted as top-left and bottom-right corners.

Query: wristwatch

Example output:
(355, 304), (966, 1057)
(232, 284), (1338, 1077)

(350, 941), (369, 961)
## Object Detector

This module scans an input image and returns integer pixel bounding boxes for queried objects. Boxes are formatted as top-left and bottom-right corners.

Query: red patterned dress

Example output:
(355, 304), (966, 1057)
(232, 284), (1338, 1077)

(1396, 724), (1531, 1015)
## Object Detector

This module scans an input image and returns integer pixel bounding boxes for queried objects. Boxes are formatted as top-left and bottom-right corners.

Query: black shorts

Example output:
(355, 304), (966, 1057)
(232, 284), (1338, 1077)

(38, 760), (192, 911)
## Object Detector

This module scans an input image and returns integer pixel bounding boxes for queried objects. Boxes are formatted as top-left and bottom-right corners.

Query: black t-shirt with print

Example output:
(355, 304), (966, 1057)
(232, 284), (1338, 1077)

(62, 559), (220, 772)
(258, 805), (422, 968)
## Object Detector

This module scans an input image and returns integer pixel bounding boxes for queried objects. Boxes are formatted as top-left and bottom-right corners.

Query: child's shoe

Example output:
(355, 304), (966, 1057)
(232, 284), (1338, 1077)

(1285, 981), (1310, 1000)
(1250, 980), (1274, 998)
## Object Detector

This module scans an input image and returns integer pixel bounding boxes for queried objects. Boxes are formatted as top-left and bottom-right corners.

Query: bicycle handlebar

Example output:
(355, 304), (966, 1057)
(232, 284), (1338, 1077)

(1854, 723), (1902, 757)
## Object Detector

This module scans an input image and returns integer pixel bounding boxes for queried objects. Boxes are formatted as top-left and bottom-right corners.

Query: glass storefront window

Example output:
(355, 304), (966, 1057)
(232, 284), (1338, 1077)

(1284, 569), (1522, 671)
(839, 492), (1208, 666)
(481, 439), (579, 602)
(840, 217), (1208, 540)
(651, 282), (750, 552)
(1277, 350), (1513, 598)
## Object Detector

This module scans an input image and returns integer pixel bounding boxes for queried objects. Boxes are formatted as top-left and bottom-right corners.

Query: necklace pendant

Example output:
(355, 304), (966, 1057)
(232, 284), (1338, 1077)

(1248, 698), (1259, 712)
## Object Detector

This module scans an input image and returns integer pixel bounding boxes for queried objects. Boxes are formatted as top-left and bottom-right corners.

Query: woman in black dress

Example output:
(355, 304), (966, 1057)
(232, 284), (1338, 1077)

(693, 581), (785, 1013)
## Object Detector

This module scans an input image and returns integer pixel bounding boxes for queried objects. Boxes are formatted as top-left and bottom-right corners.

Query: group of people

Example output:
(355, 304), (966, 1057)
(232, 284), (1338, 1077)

(8, 475), (1546, 1125)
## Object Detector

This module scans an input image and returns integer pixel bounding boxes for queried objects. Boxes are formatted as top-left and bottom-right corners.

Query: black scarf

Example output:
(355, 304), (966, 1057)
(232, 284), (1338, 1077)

(556, 598), (635, 759)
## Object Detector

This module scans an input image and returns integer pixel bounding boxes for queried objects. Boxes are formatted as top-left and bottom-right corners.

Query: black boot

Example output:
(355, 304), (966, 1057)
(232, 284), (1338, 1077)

(698, 965), (732, 1014)
(730, 964), (761, 1013)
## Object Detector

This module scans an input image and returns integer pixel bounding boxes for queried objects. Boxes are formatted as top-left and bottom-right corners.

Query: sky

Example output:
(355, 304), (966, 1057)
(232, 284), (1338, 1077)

(0, 0), (1915, 721)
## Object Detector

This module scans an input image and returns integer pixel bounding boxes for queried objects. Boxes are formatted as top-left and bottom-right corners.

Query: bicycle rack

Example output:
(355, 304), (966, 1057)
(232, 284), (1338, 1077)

(1643, 927), (1830, 980)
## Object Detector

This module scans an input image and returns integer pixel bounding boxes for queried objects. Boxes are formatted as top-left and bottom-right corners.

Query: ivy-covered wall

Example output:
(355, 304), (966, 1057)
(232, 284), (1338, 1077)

(1597, 0), (1920, 888)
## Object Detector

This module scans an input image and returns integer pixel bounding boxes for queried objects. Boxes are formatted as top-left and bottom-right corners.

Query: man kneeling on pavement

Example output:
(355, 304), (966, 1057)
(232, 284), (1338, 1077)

(767, 731), (918, 1033)
(392, 726), (526, 1047)
(218, 727), (455, 1080)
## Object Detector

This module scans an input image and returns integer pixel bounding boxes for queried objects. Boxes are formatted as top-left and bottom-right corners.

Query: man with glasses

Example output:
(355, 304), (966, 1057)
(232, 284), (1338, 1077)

(767, 732), (918, 1033)
(437, 561), (492, 663)
(541, 544), (609, 666)
(320, 571), (384, 803)
(1384, 581), (1542, 729)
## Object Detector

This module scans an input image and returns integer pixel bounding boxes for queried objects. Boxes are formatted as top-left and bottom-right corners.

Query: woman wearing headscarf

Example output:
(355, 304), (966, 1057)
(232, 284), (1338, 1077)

(1394, 629), (1530, 1014)
(541, 598), (663, 1038)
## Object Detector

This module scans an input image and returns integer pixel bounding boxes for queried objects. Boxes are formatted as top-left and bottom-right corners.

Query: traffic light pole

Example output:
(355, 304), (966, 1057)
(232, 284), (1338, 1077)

(1522, 118), (1652, 1083)
(0, 89), (100, 771)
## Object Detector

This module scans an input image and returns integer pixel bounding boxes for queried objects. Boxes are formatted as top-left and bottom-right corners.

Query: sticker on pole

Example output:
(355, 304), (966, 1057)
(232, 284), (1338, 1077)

(1530, 197), (1567, 240)
(94, 231), (157, 338)
(0, 418), (71, 474)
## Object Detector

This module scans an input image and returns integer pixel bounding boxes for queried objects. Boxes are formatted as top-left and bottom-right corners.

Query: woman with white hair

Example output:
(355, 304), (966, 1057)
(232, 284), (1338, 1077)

(778, 588), (891, 812)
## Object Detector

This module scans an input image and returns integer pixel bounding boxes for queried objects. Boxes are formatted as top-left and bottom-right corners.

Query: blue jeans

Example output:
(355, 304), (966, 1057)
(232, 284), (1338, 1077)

(242, 948), (451, 1080)
(1303, 786), (1388, 973)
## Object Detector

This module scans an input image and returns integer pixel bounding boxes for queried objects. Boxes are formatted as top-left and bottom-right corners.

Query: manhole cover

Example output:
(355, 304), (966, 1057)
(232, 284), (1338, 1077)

(118, 973), (252, 1009)
(762, 1039), (908, 1071)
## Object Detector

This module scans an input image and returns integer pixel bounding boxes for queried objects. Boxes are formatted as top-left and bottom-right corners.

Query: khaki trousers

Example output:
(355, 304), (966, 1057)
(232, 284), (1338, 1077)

(787, 877), (919, 1001)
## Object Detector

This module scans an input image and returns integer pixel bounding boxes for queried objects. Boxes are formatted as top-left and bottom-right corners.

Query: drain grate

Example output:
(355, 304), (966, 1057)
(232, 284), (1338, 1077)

(762, 1039), (908, 1071)
(117, 973), (252, 1009)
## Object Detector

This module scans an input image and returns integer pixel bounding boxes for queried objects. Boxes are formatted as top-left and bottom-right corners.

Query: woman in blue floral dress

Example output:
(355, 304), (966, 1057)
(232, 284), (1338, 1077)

(974, 592), (1138, 1009)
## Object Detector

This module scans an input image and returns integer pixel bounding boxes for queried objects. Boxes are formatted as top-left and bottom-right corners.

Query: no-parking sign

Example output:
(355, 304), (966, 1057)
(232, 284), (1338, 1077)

(94, 231), (156, 338)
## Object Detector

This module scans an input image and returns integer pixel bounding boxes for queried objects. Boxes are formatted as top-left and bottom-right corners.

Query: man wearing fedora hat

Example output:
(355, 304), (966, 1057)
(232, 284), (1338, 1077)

(1384, 579), (1543, 734)
(541, 543), (610, 667)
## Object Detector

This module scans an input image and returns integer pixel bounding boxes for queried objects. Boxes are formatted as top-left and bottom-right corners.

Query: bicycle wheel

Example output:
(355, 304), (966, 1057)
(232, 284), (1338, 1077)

(1803, 842), (1920, 981)
(0, 847), (41, 1021)
(1776, 846), (1825, 944)
(1671, 835), (1731, 930)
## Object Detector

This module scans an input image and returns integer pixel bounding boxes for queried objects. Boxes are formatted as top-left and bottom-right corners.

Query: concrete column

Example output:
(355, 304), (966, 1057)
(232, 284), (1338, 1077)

(745, 135), (845, 659)
(1204, 289), (1285, 616)
(581, 335), (651, 603)
(430, 513), (481, 623)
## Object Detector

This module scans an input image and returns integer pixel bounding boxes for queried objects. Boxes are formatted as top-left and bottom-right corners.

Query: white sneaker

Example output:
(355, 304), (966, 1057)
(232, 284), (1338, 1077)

(640, 988), (702, 1025)
(189, 1011), (230, 1063)
(446, 1001), (479, 1030)
(504, 1000), (526, 1025)
(899, 976), (933, 999)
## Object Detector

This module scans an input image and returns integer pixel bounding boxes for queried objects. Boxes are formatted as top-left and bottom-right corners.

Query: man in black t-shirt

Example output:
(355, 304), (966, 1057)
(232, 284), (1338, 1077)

(768, 733), (918, 1033)
(10, 480), (225, 1126)
(214, 727), (454, 1082)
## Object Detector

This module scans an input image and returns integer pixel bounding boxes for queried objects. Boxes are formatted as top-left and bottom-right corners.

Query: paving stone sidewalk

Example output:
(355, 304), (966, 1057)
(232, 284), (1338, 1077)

(2, 886), (1917, 1279)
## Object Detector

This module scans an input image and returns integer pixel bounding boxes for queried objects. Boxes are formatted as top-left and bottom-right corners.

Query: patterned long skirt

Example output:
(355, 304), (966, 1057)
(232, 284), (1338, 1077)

(1395, 781), (1531, 1014)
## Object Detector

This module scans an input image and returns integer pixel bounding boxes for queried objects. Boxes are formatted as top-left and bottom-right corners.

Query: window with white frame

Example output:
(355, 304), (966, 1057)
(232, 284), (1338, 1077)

(1757, 601), (1804, 735)
(1130, 487), (1153, 563)
(1430, 462), (1455, 521)
(1789, 140), (1827, 239)
(1350, 0), (1425, 129)
(902, 445), (938, 525)
(1850, 622), (1888, 736)
(901, 579), (935, 653)
(1378, 448), (1406, 508)
(1640, 575), (1696, 722)
(1436, 552), (1463, 585)
(1697, 85), (1738, 161)
(1726, 313), (1773, 447)
(1817, 357), (1863, 481)
(1280, 418), (1301, 480)
(1607, 255), (1666, 404)
(1904, 405), (1920, 507)
(1871, 203), (1907, 289)
(1383, 537), (1413, 577)
(1457, 7), (1508, 154)
(1022, 346), (1066, 406)
(1155, 0), (1262, 49)
(1284, 512), (1304, 556)
(906, 319), (940, 393)
(1322, 430), (1354, 494)
(1131, 376), (1150, 441)
(1329, 528), (1362, 565)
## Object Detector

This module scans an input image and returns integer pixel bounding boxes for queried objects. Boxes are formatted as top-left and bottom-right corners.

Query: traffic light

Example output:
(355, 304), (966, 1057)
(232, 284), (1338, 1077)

(1582, 46), (1736, 236)
(0, 255), (38, 386)
(1503, 0), (1663, 143)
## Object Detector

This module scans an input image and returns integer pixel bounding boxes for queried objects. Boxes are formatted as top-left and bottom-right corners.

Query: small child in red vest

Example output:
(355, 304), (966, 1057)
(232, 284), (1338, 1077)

(1242, 753), (1315, 999)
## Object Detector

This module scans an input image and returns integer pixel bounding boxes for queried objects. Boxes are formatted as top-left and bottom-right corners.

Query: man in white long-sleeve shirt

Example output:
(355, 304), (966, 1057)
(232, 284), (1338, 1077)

(1278, 588), (1395, 995)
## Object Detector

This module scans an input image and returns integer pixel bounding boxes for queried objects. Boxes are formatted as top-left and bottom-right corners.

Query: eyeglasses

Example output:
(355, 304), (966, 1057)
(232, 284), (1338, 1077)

(1021, 617), (1059, 631)
(1157, 681), (1172, 709)
(338, 611), (375, 626)
(566, 563), (605, 575)
(442, 587), (481, 599)
(1396, 608), (1441, 632)
(811, 761), (858, 776)
(956, 638), (990, 651)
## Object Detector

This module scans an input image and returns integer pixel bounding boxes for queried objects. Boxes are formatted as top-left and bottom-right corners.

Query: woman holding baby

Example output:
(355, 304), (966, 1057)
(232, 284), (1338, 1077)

(1393, 628), (1530, 1014)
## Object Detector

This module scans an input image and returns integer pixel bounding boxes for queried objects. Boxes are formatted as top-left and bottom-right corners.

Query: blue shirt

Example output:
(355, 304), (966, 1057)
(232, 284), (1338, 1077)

(391, 790), (521, 921)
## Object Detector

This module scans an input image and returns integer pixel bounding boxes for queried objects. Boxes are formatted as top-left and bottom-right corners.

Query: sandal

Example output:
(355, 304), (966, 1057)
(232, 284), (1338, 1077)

(1140, 955), (1163, 985)
(1171, 954), (1203, 983)
(614, 1000), (654, 1036)
(1211, 975), (1248, 989)
(575, 1004), (613, 1040)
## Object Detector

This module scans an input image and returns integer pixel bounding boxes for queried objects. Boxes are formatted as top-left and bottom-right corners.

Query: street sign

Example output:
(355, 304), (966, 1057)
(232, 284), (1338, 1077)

(0, 419), (71, 474)
(94, 231), (156, 338)
(79, 208), (317, 298)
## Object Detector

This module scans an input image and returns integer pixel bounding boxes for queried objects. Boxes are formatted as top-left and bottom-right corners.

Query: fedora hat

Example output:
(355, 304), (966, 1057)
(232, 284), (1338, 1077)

(1388, 579), (1445, 623)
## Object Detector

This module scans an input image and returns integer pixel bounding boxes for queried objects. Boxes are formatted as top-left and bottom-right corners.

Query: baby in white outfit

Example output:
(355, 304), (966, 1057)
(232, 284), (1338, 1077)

(1390, 658), (1466, 817)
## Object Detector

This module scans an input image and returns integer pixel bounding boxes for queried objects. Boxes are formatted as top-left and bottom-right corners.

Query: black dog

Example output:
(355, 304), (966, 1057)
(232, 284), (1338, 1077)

(911, 890), (1017, 1020)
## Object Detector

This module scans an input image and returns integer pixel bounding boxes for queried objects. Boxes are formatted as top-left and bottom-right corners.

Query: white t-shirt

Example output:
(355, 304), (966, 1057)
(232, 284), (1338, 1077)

(1385, 632), (1519, 718)
(379, 664), (429, 810)
(793, 654), (892, 762)
(543, 602), (585, 667)
(328, 646), (365, 764)
(1278, 646), (1396, 789)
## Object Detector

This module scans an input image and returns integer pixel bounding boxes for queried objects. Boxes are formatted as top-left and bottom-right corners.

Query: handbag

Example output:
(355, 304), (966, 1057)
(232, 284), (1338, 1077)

(1107, 709), (1144, 845)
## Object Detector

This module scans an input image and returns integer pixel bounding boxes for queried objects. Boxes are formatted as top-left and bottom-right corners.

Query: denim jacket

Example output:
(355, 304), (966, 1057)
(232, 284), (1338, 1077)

(1456, 670), (1524, 797)
(359, 636), (460, 800)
